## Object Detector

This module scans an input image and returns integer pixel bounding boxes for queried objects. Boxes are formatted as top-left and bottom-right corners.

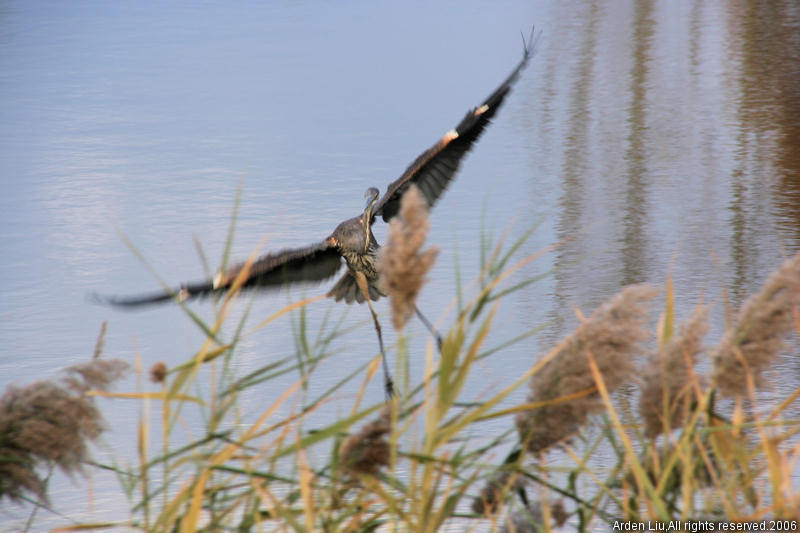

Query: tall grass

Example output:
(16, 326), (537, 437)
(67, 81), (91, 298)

(5, 211), (800, 531)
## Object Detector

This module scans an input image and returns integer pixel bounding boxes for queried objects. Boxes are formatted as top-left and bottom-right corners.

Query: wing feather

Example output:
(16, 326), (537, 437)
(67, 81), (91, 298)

(373, 29), (539, 223)
(94, 240), (343, 308)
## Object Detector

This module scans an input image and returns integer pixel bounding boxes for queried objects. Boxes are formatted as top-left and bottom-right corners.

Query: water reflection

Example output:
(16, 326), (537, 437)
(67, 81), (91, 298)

(539, 0), (800, 333)
(731, 0), (800, 295)
(620, 0), (653, 287)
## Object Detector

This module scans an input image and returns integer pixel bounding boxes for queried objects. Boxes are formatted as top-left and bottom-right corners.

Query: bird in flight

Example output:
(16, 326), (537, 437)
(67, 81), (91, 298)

(97, 30), (539, 397)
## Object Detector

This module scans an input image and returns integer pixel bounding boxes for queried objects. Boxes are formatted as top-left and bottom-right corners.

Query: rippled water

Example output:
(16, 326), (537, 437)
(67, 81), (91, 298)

(1, 0), (799, 529)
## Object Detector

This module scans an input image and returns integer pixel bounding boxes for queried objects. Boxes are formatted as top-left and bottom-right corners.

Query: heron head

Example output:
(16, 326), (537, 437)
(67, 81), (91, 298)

(363, 187), (380, 219)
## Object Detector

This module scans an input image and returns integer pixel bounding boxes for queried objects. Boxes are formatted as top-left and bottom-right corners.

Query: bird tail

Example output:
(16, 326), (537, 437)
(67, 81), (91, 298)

(327, 271), (385, 304)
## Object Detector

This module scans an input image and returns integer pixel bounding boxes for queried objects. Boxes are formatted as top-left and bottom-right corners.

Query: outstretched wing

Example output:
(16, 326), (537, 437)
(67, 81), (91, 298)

(373, 29), (539, 223)
(94, 239), (343, 308)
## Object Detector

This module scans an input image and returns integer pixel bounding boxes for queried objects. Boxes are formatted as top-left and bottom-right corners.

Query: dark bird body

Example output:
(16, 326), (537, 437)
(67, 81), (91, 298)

(99, 33), (537, 310)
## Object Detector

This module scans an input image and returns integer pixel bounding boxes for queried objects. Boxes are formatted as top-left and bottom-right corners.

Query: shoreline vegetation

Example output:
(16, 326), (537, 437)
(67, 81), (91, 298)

(3, 189), (800, 531)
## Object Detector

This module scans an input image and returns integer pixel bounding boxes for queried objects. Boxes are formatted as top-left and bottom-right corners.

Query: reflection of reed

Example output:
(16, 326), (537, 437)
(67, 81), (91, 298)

(727, 0), (800, 300)
(621, 0), (654, 286)
(547, 1), (602, 346)
(559, 0), (599, 221)
(548, 0), (656, 320)
(735, 0), (800, 231)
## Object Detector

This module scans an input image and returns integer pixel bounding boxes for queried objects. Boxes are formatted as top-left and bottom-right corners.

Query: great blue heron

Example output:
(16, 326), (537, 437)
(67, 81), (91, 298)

(96, 30), (538, 397)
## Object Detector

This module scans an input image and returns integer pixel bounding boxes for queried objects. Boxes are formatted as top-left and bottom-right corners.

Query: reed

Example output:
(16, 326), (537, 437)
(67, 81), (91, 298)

(712, 252), (800, 397)
(379, 184), (439, 332)
(638, 304), (709, 437)
(515, 284), (657, 454)
(0, 324), (127, 505)
(7, 220), (800, 531)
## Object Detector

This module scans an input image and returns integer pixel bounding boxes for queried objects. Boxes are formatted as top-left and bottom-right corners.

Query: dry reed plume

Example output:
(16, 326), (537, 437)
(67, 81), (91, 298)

(712, 251), (800, 397)
(515, 285), (657, 454)
(472, 470), (527, 515)
(0, 358), (128, 503)
(378, 185), (439, 331)
(338, 406), (391, 475)
(639, 306), (709, 437)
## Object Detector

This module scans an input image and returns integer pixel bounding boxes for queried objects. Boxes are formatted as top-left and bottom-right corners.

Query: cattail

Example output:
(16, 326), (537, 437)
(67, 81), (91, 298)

(379, 185), (439, 332)
(149, 361), (168, 384)
(0, 358), (128, 503)
(338, 407), (391, 475)
(712, 252), (800, 397)
(639, 306), (709, 437)
(515, 285), (657, 454)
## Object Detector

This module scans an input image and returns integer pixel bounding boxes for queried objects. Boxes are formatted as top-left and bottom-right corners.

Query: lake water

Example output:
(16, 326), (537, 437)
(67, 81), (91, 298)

(2, 0), (799, 530)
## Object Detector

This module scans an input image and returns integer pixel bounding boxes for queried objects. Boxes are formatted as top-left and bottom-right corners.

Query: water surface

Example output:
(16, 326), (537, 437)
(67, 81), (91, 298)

(1, 0), (799, 529)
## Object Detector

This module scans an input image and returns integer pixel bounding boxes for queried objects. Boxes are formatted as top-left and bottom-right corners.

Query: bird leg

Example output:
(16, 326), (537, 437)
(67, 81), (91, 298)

(354, 271), (394, 399)
(414, 305), (444, 352)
